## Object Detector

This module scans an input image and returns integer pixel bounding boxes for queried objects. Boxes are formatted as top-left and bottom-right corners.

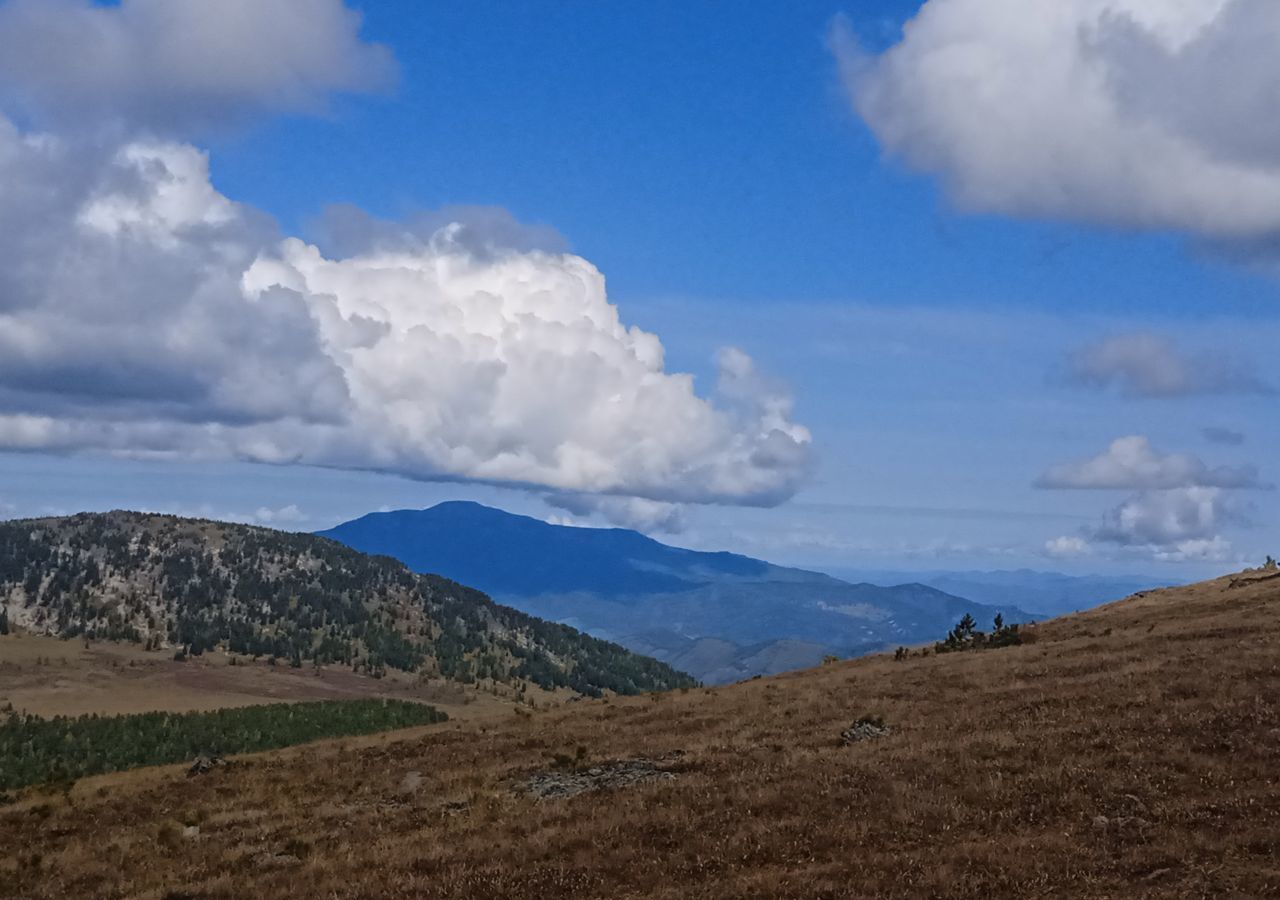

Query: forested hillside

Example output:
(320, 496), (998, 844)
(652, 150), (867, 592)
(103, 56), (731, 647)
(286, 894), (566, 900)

(0, 512), (694, 696)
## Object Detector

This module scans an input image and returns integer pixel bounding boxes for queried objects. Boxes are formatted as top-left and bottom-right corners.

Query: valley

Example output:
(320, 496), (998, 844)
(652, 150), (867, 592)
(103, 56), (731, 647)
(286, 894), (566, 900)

(3, 570), (1276, 898)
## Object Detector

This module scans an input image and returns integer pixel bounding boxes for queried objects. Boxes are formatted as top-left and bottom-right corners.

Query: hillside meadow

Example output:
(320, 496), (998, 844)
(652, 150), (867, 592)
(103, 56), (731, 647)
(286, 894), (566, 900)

(1, 571), (1278, 898)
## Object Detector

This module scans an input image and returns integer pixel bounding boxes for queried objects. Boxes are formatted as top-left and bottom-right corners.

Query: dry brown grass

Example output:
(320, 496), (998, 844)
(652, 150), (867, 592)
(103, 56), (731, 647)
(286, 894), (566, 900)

(3, 573), (1279, 898)
(0, 634), (562, 721)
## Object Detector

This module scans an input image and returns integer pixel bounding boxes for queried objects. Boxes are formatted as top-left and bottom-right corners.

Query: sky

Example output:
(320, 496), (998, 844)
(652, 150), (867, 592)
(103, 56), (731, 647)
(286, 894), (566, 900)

(0, 0), (1276, 580)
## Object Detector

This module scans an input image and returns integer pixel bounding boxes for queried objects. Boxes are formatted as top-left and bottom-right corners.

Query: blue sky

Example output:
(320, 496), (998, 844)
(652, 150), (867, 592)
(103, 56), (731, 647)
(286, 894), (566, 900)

(0, 0), (1276, 579)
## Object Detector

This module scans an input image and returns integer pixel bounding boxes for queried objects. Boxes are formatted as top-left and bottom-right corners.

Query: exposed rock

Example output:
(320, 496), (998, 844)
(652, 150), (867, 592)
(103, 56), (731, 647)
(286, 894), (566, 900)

(182, 825), (200, 840)
(519, 758), (677, 800)
(1091, 814), (1152, 834)
(841, 717), (891, 745)
(187, 755), (226, 777)
(252, 852), (302, 870)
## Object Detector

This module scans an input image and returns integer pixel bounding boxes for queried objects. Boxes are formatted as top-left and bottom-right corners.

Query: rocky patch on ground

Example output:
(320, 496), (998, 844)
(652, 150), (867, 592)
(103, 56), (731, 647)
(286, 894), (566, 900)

(187, 755), (228, 777)
(519, 756), (681, 800)
(841, 717), (891, 744)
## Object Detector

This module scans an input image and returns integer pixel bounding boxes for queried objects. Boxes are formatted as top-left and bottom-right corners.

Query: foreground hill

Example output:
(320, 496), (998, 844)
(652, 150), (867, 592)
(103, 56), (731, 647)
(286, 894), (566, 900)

(0, 512), (694, 696)
(3, 569), (1277, 898)
(320, 502), (1033, 682)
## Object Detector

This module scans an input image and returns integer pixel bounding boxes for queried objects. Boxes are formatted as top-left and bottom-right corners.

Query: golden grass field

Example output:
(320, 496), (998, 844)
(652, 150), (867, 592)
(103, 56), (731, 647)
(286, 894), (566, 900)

(0, 633), (563, 722)
(2, 571), (1278, 899)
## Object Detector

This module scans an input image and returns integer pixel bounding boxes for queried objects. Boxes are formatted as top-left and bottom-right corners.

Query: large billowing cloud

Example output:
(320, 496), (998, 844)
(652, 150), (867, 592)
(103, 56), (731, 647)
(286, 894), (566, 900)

(0, 0), (812, 526)
(1039, 435), (1262, 561)
(0, 0), (395, 134)
(837, 0), (1280, 238)
(0, 123), (812, 514)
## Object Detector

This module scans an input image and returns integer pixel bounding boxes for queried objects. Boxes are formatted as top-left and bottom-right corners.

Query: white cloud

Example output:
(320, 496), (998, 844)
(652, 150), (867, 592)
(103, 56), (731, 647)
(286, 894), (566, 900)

(1036, 436), (1263, 490)
(1044, 535), (1091, 559)
(1093, 486), (1228, 546)
(252, 504), (308, 526)
(1039, 435), (1265, 561)
(1066, 333), (1272, 397)
(0, 121), (813, 522)
(1046, 488), (1238, 561)
(0, 0), (394, 134)
(1152, 536), (1234, 563)
(837, 0), (1280, 238)
(543, 494), (686, 534)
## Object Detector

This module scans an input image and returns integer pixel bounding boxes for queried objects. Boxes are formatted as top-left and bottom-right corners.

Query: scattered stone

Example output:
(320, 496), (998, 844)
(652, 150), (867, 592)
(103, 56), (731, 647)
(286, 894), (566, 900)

(1121, 793), (1150, 816)
(519, 758), (677, 800)
(187, 755), (226, 778)
(1091, 813), (1152, 834)
(439, 800), (470, 816)
(182, 825), (200, 840)
(396, 770), (423, 797)
(252, 852), (302, 871)
(841, 717), (891, 745)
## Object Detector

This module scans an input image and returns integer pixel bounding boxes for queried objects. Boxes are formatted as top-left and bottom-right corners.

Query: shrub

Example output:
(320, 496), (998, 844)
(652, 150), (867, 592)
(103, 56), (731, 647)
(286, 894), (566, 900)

(935, 614), (1023, 655)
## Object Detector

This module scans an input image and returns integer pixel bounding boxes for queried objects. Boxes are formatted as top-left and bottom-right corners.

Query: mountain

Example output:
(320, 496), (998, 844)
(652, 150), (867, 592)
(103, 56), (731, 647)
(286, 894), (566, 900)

(829, 567), (1173, 617)
(10, 569), (1273, 899)
(0, 511), (695, 696)
(319, 502), (1034, 683)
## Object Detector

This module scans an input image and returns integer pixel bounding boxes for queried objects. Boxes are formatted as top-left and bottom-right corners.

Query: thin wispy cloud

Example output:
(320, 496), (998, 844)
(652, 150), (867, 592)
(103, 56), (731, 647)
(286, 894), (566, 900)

(1202, 426), (1247, 446)
(1064, 333), (1273, 398)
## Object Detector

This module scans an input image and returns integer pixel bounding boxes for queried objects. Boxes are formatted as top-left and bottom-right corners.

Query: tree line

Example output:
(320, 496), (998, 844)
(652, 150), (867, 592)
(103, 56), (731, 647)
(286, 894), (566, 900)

(0, 699), (447, 792)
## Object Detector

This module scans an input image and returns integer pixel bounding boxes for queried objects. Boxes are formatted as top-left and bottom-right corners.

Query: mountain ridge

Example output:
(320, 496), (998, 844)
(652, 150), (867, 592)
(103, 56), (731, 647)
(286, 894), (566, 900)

(319, 502), (1035, 682)
(0, 510), (695, 696)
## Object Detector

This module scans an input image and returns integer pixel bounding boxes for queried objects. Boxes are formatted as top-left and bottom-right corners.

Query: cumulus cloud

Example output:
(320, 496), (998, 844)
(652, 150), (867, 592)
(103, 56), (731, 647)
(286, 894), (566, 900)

(252, 504), (308, 526)
(1036, 436), (1264, 491)
(837, 0), (1280, 238)
(0, 120), (812, 520)
(544, 494), (687, 534)
(1092, 486), (1230, 546)
(0, 0), (395, 135)
(1046, 488), (1238, 562)
(1040, 436), (1264, 561)
(1043, 535), (1090, 559)
(1065, 333), (1273, 397)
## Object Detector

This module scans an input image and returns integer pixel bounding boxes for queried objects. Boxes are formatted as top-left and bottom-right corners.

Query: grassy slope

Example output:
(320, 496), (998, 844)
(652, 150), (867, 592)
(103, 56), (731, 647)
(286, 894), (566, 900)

(0, 633), (570, 720)
(2, 571), (1278, 898)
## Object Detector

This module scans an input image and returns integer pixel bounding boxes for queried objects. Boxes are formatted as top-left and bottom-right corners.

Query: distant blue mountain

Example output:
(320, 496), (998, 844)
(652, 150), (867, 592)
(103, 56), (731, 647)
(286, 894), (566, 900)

(319, 501), (778, 599)
(319, 502), (1036, 683)
(827, 567), (1172, 618)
